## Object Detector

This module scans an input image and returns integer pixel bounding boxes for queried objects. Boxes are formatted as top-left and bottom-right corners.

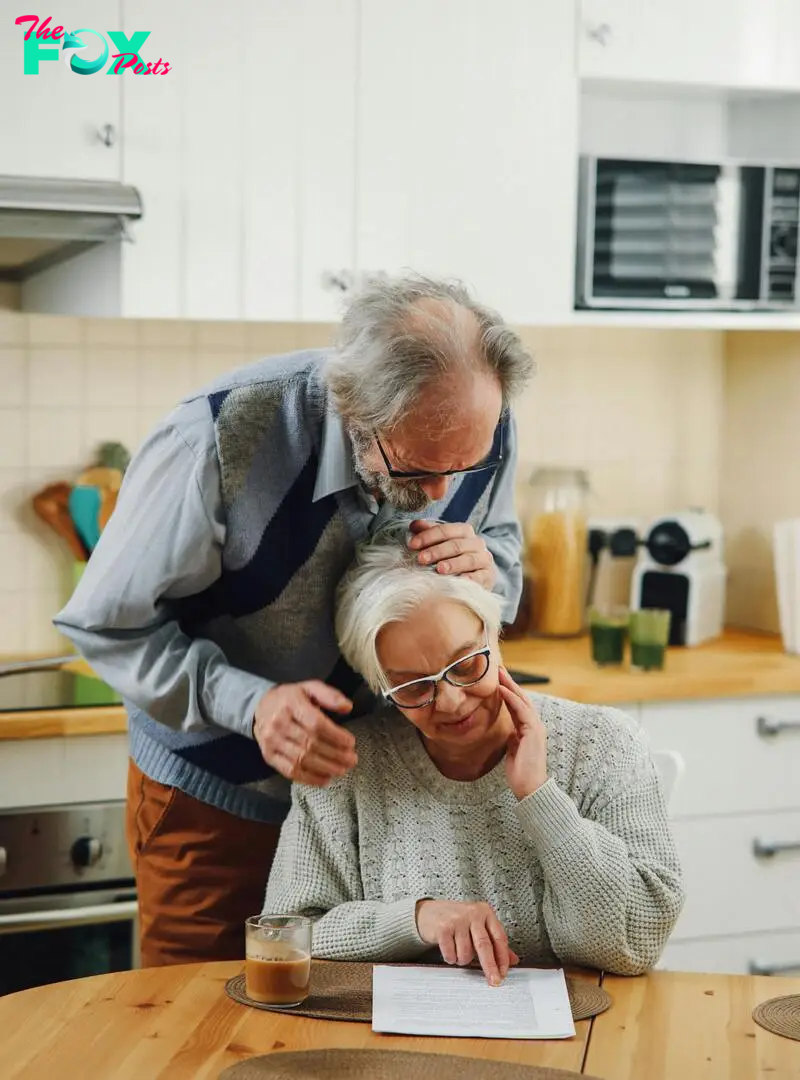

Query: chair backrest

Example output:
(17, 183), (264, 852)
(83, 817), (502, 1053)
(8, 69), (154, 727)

(652, 749), (685, 811)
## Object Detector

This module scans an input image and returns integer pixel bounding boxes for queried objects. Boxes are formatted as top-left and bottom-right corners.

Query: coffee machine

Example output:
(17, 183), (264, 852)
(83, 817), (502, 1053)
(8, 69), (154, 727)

(630, 510), (726, 646)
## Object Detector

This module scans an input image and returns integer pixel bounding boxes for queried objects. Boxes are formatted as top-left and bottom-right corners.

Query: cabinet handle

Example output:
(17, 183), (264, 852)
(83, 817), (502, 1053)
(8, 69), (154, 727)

(321, 270), (354, 293)
(752, 838), (800, 858)
(749, 959), (800, 976)
(96, 124), (117, 148)
(586, 22), (612, 46)
(756, 715), (800, 738)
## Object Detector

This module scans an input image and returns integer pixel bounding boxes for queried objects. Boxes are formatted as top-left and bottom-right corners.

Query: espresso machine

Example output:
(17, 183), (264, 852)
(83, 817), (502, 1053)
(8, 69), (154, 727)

(630, 510), (726, 646)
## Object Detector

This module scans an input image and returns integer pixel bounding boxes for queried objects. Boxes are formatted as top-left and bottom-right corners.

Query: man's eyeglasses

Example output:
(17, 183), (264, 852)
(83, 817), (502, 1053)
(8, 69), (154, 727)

(383, 634), (492, 709)
(374, 416), (506, 482)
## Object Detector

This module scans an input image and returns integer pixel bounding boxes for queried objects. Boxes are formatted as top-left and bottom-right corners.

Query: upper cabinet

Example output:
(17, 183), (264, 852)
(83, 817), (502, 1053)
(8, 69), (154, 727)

(578, 0), (800, 91)
(121, 0), (356, 322)
(0, 1), (121, 181)
(357, 0), (578, 324)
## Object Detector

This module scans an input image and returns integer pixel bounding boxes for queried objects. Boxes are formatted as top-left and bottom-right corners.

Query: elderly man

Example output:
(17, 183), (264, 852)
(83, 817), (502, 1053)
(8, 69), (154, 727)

(54, 274), (534, 967)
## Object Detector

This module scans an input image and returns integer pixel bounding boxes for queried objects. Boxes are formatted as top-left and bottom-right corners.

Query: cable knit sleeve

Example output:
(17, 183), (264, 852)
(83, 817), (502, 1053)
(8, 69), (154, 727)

(514, 706), (685, 976)
(263, 773), (429, 961)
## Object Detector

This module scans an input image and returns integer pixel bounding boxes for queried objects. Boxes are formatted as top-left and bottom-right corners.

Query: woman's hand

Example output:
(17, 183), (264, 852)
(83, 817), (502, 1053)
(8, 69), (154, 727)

(499, 668), (548, 800)
(415, 899), (519, 986)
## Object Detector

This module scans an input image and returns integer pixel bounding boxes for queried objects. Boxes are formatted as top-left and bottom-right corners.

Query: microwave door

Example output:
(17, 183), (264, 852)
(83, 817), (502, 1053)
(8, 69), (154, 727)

(714, 168), (742, 304)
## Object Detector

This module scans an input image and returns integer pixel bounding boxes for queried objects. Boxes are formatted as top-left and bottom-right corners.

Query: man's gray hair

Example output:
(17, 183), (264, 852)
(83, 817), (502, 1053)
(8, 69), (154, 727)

(326, 273), (534, 432)
(335, 526), (504, 695)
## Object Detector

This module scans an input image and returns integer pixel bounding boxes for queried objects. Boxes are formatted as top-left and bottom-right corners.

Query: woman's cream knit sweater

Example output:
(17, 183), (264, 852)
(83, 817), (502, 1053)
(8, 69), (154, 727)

(264, 694), (685, 976)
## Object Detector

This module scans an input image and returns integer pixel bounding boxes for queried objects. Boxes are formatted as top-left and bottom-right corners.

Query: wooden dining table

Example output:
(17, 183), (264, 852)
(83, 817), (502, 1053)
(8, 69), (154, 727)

(0, 962), (797, 1079)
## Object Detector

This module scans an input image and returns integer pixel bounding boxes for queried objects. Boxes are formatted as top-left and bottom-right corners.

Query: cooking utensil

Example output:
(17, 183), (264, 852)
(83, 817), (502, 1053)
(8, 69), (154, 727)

(76, 466), (123, 492)
(32, 483), (88, 561)
(0, 655), (78, 677)
(68, 485), (102, 553)
(97, 486), (118, 532)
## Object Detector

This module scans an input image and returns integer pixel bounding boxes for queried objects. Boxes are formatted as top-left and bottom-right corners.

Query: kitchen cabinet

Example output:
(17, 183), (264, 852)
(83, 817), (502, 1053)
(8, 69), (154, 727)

(121, 0), (356, 321)
(578, 0), (800, 91)
(0, 1), (121, 181)
(356, 0), (577, 324)
(640, 695), (800, 975)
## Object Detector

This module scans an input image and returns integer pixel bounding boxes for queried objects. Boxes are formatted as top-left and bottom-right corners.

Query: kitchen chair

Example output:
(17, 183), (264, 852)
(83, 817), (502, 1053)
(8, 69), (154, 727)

(652, 749), (685, 812)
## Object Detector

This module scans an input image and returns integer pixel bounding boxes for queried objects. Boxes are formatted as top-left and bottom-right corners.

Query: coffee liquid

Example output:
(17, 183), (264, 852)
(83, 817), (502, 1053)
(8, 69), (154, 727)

(245, 946), (311, 1005)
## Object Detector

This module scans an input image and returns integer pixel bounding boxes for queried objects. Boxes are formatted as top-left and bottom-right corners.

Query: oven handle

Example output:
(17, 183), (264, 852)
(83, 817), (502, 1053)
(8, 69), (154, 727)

(0, 899), (138, 934)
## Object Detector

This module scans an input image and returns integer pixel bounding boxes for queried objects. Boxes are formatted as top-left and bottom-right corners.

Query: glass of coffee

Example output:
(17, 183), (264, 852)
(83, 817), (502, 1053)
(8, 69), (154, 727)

(245, 915), (312, 1007)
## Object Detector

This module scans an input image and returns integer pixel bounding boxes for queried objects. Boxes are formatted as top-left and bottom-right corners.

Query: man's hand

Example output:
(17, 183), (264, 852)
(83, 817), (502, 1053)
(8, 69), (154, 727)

(253, 681), (357, 786)
(408, 519), (497, 590)
(415, 899), (519, 986)
(499, 668), (548, 800)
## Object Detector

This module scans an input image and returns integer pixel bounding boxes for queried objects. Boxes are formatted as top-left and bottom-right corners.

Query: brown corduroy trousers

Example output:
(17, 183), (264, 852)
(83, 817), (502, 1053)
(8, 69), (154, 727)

(125, 759), (282, 967)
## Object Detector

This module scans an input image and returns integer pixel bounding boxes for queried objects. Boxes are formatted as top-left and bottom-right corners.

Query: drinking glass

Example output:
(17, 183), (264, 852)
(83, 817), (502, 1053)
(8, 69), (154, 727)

(244, 914), (312, 1007)
(589, 605), (629, 666)
(629, 609), (672, 671)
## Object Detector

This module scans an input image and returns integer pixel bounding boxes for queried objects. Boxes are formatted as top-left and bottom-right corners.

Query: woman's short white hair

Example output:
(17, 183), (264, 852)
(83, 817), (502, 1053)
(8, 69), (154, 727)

(335, 526), (504, 694)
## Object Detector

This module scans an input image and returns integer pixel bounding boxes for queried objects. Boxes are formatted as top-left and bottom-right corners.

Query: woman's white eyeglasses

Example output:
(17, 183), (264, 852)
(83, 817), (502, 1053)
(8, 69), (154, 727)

(383, 634), (492, 709)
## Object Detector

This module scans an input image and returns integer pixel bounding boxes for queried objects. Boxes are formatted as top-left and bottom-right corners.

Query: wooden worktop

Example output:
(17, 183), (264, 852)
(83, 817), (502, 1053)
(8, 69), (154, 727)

(1, 630), (798, 741)
(0, 962), (798, 1079)
(502, 628), (800, 705)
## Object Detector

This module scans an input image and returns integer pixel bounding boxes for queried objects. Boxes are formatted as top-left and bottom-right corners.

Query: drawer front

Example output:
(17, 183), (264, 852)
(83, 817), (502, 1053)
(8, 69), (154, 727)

(640, 695), (800, 817)
(671, 811), (800, 940)
(659, 929), (800, 976)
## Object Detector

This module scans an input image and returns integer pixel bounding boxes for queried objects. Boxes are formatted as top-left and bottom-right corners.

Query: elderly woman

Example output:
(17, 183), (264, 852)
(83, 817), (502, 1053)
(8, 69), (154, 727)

(264, 533), (684, 982)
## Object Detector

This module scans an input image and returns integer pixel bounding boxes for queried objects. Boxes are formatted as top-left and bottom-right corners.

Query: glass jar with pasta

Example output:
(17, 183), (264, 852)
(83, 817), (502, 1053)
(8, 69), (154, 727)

(523, 467), (590, 638)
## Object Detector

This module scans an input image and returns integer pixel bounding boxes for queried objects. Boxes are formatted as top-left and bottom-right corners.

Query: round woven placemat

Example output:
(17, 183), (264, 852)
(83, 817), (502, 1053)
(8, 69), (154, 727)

(752, 994), (800, 1041)
(225, 962), (611, 1023)
(219, 1049), (604, 1080)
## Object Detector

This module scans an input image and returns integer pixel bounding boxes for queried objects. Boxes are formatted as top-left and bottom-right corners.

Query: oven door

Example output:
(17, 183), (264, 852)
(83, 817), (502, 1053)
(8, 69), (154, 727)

(0, 887), (138, 995)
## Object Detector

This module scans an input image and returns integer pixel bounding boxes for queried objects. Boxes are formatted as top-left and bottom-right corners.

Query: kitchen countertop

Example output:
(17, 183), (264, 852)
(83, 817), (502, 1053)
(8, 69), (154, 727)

(0, 962), (797, 1079)
(502, 628), (800, 705)
(0, 630), (798, 741)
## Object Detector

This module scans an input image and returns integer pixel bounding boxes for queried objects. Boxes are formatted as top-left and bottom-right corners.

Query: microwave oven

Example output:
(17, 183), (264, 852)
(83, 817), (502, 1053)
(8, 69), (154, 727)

(575, 156), (800, 311)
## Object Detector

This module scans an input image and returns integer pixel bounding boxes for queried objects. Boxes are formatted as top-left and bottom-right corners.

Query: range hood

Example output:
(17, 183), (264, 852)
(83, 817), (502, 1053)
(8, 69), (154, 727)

(0, 175), (143, 282)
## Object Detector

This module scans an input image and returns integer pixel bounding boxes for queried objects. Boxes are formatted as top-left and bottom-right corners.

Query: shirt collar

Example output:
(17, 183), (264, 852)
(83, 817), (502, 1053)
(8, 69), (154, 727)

(313, 400), (360, 502)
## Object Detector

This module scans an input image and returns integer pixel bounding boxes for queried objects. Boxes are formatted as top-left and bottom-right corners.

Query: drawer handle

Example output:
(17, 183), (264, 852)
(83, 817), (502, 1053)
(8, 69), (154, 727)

(756, 715), (800, 738)
(749, 959), (800, 976)
(752, 838), (800, 858)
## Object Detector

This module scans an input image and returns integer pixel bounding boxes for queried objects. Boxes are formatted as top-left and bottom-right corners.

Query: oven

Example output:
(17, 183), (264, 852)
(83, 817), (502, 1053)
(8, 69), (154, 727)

(0, 801), (138, 995)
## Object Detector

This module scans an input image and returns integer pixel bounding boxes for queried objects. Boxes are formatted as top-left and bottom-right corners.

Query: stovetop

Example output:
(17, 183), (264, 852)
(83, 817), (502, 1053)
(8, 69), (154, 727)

(0, 670), (121, 712)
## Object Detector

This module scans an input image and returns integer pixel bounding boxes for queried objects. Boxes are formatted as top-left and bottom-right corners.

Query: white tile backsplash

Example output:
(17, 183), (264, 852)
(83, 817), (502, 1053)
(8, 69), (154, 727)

(0, 348), (26, 408)
(85, 347), (139, 409)
(28, 348), (84, 408)
(27, 409), (84, 470)
(0, 410), (27, 468)
(0, 312), (26, 346)
(139, 350), (196, 407)
(0, 533), (28, 591)
(0, 592), (26, 652)
(27, 315), (82, 347)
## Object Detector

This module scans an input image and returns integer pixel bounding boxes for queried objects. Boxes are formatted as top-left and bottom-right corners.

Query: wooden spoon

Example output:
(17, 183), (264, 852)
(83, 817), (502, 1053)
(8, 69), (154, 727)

(98, 486), (118, 532)
(32, 483), (89, 561)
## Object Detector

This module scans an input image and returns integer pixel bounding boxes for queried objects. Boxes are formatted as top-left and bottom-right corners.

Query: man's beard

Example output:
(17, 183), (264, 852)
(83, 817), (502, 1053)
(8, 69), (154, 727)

(349, 428), (433, 512)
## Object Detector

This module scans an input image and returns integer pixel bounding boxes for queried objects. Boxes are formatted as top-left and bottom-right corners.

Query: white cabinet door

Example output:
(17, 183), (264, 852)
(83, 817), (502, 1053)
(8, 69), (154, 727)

(0, 3), (121, 180)
(670, 810), (800, 940)
(120, 0), (183, 317)
(640, 696), (800, 818)
(579, 0), (799, 91)
(659, 928), (800, 976)
(123, 0), (356, 321)
(357, 0), (578, 325)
